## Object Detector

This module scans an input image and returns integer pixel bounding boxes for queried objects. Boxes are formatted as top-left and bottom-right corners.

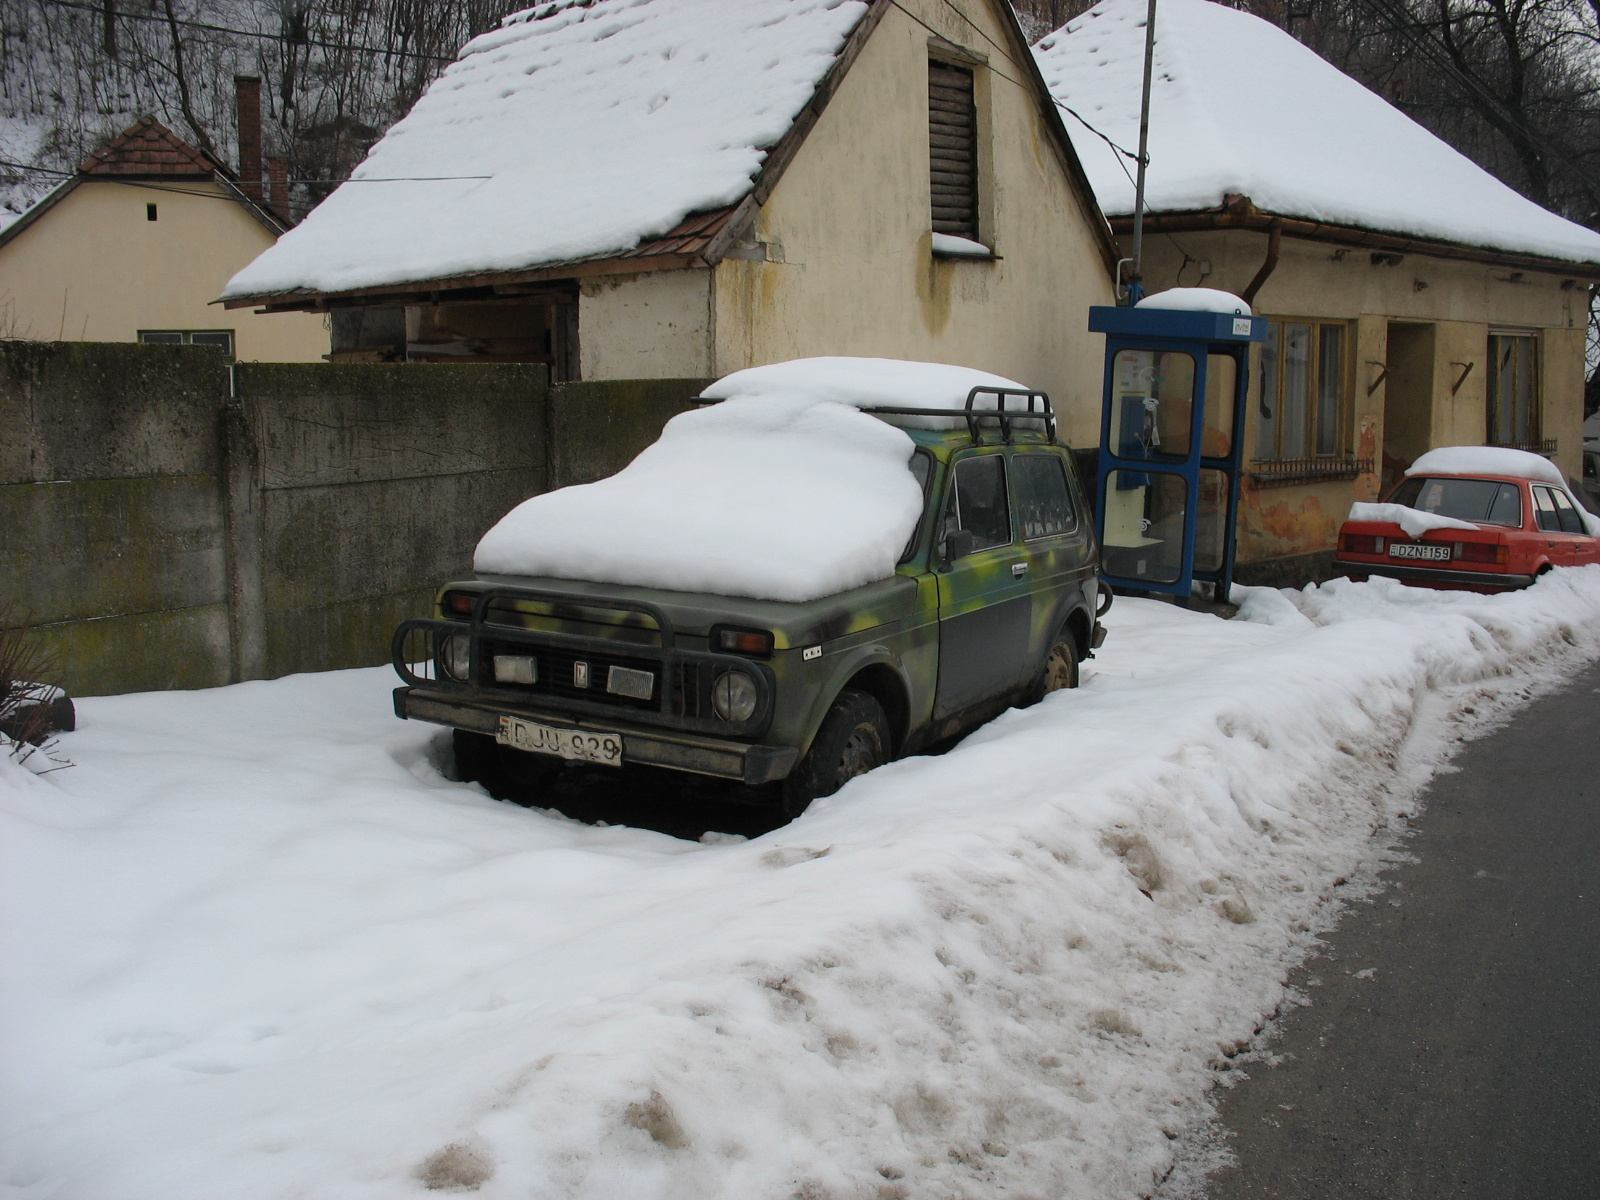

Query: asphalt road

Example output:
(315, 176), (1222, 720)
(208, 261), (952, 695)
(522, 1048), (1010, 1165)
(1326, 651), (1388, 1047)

(1204, 658), (1600, 1199)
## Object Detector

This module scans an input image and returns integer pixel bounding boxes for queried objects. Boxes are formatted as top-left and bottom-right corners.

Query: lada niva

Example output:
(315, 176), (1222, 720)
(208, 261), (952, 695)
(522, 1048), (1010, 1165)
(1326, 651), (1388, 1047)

(391, 373), (1105, 816)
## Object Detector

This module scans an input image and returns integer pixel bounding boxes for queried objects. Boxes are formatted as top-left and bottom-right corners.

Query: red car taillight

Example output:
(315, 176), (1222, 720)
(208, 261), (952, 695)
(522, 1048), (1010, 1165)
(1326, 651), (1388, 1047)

(1341, 532), (1386, 554)
(1453, 541), (1510, 565)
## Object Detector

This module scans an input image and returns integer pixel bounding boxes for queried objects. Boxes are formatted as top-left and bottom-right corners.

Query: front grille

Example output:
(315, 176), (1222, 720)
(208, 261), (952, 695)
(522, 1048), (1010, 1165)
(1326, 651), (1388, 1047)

(480, 639), (660, 711)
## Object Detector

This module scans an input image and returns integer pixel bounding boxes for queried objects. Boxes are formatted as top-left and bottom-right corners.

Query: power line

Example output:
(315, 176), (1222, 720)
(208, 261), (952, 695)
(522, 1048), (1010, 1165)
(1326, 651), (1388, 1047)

(38, 0), (457, 64)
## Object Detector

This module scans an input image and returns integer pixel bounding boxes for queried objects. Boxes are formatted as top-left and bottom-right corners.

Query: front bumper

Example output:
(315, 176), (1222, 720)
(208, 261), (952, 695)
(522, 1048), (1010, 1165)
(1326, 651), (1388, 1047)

(1334, 558), (1534, 590)
(396, 687), (799, 785)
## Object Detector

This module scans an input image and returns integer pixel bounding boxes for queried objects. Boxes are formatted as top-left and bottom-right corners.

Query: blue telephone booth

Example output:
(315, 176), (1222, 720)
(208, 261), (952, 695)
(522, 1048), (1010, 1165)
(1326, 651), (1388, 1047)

(1088, 304), (1267, 601)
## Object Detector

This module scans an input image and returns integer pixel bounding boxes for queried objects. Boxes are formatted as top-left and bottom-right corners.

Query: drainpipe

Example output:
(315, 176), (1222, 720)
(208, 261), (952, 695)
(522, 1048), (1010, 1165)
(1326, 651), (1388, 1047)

(1240, 220), (1282, 307)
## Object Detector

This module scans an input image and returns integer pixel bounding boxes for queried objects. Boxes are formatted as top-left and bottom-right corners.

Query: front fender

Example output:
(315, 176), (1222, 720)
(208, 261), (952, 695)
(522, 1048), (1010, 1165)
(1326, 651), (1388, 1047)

(792, 643), (916, 762)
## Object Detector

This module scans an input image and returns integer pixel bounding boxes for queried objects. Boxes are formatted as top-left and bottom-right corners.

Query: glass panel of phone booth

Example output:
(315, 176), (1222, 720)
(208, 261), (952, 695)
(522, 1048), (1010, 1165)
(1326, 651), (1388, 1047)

(1195, 468), (1229, 574)
(1101, 470), (1187, 583)
(1112, 349), (1195, 461)
(1203, 355), (1237, 458)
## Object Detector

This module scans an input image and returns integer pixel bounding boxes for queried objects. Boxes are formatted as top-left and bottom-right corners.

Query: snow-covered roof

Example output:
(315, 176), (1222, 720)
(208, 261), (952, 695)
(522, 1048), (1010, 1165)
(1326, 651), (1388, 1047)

(1034, 0), (1600, 266)
(223, 0), (870, 301)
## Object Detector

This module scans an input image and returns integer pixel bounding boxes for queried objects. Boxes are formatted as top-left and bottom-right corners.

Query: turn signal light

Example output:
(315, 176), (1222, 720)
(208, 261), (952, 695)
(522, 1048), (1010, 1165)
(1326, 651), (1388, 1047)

(442, 590), (476, 617)
(1454, 541), (1510, 565)
(1341, 533), (1386, 555)
(715, 628), (774, 657)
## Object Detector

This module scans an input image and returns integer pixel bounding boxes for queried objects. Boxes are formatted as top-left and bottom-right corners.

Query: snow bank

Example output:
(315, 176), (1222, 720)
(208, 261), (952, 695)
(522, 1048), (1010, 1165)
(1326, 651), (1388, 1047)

(474, 393), (923, 601)
(1136, 287), (1250, 314)
(223, 0), (867, 298)
(1034, 0), (1600, 264)
(1406, 444), (1566, 486)
(1346, 501), (1478, 538)
(7, 572), (1600, 1199)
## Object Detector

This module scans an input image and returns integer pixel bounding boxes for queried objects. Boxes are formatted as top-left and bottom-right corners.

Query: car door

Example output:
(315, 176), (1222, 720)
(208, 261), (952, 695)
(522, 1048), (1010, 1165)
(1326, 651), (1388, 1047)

(1011, 450), (1094, 660)
(933, 450), (1033, 719)
(1532, 485), (1581, 565)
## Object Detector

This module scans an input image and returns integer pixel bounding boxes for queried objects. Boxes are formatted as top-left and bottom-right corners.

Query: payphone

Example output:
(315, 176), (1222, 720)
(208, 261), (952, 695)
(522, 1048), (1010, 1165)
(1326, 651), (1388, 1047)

(1088, 300), (1266, 601)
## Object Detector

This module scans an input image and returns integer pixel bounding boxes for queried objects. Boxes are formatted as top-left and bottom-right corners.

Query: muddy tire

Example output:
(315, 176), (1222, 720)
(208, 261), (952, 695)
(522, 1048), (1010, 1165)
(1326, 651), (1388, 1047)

(1027, 626), (1080, 704)
(781, 689), (890, 818)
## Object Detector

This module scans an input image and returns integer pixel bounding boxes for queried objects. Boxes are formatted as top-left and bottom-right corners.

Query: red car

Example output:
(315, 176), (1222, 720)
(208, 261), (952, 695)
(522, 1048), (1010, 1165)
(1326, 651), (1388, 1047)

(1336, 452), (1600, 592)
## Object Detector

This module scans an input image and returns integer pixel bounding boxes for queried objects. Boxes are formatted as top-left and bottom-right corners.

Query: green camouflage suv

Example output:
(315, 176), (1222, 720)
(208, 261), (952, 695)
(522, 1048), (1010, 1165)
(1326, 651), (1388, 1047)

(392, 385), (1104, 815)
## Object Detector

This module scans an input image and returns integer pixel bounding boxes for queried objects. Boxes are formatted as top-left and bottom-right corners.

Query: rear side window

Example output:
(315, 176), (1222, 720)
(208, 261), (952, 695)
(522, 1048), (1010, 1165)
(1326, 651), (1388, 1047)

(942, 454), (1012, 552)
(1532, 486), (1561, 532)
(1013, 454), (1077, 539)
(1548, 487), (1586, 534)
(1390, 476), (1522, 528)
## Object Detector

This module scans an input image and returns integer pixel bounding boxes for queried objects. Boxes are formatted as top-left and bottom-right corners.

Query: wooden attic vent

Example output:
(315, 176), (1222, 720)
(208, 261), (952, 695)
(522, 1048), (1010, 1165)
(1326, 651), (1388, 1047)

(929, 60), (977, 239)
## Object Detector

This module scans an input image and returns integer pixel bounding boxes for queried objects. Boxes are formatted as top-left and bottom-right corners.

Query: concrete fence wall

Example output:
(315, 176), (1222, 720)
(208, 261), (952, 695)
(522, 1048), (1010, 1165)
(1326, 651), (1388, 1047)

(0, 341), (706, 696)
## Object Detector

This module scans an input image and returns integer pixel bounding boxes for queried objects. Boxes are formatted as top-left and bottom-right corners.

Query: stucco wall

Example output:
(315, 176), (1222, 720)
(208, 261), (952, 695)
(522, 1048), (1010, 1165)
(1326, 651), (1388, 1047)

(1134, 229), (1590, 566)
(708, 0), (1115, 446)
(0, 180), (328, 362)
(579, 267), (713, 380)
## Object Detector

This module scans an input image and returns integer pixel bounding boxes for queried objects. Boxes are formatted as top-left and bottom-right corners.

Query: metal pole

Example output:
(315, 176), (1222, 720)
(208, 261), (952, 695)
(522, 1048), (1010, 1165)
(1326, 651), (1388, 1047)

(1128, 0), (1157, 306)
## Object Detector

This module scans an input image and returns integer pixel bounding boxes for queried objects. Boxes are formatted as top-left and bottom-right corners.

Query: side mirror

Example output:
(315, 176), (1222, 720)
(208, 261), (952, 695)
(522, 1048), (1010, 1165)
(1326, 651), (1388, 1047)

(940, 529), (978, 567)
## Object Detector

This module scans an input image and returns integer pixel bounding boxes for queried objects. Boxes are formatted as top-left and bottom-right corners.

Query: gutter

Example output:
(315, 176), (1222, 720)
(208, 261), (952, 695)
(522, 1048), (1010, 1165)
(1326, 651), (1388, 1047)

(1105, 204), (1600, 280)
(1240, 219), (1281, 306)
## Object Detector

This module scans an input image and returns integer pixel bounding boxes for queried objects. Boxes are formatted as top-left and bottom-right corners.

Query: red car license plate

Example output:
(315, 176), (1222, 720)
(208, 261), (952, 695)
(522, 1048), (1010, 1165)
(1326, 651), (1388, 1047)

(1389, 542), (1452, 562)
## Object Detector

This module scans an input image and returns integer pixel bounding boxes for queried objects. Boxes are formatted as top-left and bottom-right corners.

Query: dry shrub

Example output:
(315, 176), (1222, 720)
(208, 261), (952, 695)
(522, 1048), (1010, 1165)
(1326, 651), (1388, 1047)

(0, 614), (68, 767)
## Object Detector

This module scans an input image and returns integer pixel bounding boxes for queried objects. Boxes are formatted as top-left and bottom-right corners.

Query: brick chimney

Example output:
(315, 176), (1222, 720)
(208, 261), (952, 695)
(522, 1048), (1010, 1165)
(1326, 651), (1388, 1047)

(267, 156), (291, 224)
(234, 75), (263, 204)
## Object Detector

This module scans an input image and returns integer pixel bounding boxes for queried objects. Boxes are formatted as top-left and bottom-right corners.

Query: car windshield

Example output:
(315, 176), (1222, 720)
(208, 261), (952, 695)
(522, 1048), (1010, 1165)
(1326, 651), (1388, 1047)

(1388, 476), (1523, 527)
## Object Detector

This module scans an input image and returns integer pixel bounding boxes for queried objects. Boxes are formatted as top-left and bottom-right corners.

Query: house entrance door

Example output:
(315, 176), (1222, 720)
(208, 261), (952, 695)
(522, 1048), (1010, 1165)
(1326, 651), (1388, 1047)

(1382, 322), (1436, 492)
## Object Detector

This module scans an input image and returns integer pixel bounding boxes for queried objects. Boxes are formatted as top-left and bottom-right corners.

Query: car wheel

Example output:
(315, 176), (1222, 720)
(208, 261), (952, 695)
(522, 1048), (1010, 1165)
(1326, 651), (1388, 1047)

(781, 689), (890, 818)
(1028, 627), (1080, 703)
(452, 728), (560, 803)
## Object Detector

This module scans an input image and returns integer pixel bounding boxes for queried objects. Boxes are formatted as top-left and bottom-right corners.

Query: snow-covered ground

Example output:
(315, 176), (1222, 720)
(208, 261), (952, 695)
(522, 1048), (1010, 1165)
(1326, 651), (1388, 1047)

(5, 572), (1600, 1199)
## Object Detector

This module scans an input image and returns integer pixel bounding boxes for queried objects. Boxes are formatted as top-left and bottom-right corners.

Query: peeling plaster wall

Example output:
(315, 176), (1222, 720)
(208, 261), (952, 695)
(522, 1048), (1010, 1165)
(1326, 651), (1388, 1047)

(1134, 229), (1590, 568)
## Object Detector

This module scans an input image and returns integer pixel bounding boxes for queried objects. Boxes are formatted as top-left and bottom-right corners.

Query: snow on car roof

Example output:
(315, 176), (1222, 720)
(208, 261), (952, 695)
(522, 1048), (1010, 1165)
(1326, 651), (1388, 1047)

(224, 0), (868, 299)
(1405, 446), (1567, 487)
(1034, 0), (1600, 265)
(701, 356), (1033, 417)
(475, 367), (963, 602)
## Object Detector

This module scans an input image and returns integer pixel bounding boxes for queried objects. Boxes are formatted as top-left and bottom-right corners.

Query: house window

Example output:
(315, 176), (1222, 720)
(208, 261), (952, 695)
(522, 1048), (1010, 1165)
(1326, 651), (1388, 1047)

(1257, 320), (1348, 461)
(1487, 331), (1538, 448)
(929, 60), (977, 241)
(139, 330), (234, 359)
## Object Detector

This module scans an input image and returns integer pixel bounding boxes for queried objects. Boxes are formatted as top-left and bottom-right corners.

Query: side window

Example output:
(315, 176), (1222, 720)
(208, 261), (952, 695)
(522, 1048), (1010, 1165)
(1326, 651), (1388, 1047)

(1550, 487), (1585, 534)
(1532, 486), (1561, 532)
(1487, 483), (1524, 528)
(1013, 454), (1077, 539)
(940, 454), (1012, 558)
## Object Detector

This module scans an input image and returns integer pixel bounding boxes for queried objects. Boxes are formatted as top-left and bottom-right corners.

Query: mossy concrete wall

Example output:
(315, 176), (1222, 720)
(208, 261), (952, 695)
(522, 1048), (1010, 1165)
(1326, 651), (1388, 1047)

(2, 341), (708, 696)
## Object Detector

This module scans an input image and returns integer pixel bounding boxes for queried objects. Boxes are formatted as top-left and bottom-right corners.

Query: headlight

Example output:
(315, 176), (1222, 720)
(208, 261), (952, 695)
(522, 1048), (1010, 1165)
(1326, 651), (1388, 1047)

(440, 633), (472, 682)
(711, 670), (758, 723)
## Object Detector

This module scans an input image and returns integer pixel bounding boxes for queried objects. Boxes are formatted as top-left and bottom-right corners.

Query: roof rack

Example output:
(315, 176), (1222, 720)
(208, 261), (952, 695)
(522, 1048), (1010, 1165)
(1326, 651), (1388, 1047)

(689, 386), (1057, 444)
(861, 387), (1056, 444)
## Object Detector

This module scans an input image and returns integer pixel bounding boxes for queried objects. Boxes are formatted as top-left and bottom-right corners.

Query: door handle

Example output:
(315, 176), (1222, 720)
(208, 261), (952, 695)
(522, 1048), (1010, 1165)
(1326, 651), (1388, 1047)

(1011, 561), (1028, 577)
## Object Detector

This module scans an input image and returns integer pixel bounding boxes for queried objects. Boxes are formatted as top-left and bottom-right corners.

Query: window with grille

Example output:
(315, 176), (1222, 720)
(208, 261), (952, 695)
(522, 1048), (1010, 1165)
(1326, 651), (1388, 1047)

(1257, 320), (1348, 461)
(1487, 332), (1539, 448)
(929, 60), (977, 240)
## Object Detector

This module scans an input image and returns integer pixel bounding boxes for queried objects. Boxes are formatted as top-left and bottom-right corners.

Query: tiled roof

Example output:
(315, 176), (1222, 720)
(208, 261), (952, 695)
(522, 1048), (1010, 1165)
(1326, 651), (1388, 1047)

(78, 116), (224, 179)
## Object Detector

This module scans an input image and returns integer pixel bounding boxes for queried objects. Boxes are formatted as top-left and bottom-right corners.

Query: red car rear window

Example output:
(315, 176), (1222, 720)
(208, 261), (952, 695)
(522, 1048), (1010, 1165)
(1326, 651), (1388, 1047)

(1389, 477), (1523, 527)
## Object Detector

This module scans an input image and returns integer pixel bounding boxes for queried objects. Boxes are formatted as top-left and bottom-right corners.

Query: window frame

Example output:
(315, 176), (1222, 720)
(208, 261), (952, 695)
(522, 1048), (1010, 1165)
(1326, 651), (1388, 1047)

(1486, 330), (1540, 449)
(138, 329), (235, 361)
(1255, 317), (1352, 463)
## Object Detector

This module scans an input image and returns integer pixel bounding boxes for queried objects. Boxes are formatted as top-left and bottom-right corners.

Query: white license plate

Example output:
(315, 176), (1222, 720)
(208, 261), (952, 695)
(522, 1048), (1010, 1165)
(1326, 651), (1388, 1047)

(496, 715), (623, 766)
(1390, 542), (1452, 561)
